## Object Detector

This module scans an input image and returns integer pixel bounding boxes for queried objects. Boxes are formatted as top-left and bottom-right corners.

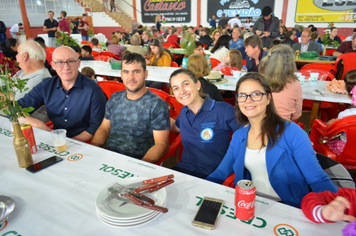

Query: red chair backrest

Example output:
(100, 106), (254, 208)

(100, 51), (116, 58)
(309, 115), (356, 167)
(210, 58), (221, 69)
(148, 87), (170, 101)
(81, 40), (89, 45)
(170, 61), (179, 67)
(166, 95), (184, 119)
(97, 81), (126, 99)
(94, 55), (110, 62)
(299, 68), (335, 81)
(338, 35), (347, 42)
(163, 43), (175, 49)
(46, 47), (55, 53)
(155, 133), (183, 166)
(91, 51), (100, 57)
(335, 52), (356, 80)
(300, 63), (337, 76)
(326, 49), (336, 56)
(222, 173), (235, 188)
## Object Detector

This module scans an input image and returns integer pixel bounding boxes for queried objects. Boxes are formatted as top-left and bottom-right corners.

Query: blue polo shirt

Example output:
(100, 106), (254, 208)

(230, 38), (244, 50)
(174, 97), (240, 178)
(18, 73), (107, 138)
(209, 19), (216, 28)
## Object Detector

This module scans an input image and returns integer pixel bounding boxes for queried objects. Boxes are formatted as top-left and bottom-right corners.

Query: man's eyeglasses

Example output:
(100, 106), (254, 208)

(52, 60), (78, 68)
(236, 92), (268, 103)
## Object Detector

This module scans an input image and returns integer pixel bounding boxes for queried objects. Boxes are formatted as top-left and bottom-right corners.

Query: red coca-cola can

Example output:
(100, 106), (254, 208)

(235, 180), (256, 221)
(21, 123), (37, 154)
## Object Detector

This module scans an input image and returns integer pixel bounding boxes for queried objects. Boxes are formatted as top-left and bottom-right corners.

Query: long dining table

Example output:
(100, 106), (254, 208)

(0, 116), (347, 235)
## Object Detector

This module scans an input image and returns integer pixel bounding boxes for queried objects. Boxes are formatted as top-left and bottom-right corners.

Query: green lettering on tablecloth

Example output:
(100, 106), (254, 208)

(0, 127), (13, 137)
(195, 196), (267, 228)
(99, 164), (135, 179)
(1, 231), (21, 236)
(37, 142), (70, 157)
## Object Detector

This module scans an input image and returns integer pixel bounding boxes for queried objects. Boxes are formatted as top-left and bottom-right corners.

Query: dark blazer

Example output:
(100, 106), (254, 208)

(284, 38), (297, 47)
(292, 42), (320, 53)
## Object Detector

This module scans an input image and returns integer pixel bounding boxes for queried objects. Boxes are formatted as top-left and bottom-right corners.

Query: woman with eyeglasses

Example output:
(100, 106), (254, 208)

(169, 68), (240, 179)
(206, 73), (337, 208)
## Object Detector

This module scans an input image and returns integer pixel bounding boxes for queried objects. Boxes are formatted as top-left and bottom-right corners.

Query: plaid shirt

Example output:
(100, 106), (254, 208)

(264, 18), (272, 31)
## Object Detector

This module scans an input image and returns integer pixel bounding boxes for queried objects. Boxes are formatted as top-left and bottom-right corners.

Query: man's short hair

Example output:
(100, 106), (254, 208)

(188, 26), (194, 30)
(222, 13), (225, 16)
(122, 52), (146, 71)
(48, 11), (54, 14)
(203, 28), (211, 35)
(82, 13), (87, 17)
(353, 28), (356, 33)
(61, 11), (67, 17)
(81, 45), (92, 55)
(91, 37), (99, 46)
(303, 29), (311, 37)
(236, 14), (239, 17)
(244, 34), (262, 49)
(81, 66), (95, 78)
(19, 40), (46, 61)
(308, 24), (314, 28)
(311, 27), (318, 32)
(130, 34), (141, 45)
(18, 23), (23, 26)
(115, 30), (122, 35)
(353, 32), (356, 40)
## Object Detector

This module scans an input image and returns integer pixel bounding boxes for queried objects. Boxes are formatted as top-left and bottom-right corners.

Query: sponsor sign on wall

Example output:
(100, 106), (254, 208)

(141, 0), (191, 24)
(296, 0), (356, 23)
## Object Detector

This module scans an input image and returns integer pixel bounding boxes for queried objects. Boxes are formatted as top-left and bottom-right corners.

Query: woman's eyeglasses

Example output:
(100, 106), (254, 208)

(236, 92), (268, 102)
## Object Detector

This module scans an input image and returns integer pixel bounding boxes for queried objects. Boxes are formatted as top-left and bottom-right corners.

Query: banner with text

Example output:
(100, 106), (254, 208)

(295, 0), (355, 23)
(207, 0), (275, 24)
(141, 0), (191, 24)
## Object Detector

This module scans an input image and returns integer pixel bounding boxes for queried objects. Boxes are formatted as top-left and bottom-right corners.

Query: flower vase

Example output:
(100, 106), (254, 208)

(12, 120), (33, 168)
(322, 46), (327, 55)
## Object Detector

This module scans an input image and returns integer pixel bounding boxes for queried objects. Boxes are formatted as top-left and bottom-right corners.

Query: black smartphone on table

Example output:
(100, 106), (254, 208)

(26, 156), (63, 173)
(192, 197), (224, 230)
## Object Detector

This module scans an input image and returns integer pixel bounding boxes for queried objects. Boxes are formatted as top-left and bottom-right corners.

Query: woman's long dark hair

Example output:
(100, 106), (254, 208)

(147, 38), (164, 58)
(235, 72), (287, 148)
(211, 35), (230, 53)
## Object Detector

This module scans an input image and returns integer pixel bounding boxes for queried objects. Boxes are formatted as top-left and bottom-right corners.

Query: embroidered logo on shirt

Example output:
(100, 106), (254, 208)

(201, 128), (214, 141)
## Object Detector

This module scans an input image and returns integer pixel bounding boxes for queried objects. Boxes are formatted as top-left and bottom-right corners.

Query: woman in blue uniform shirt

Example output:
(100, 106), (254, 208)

(206, 72), (337, 208)
(169, 68), (241, 179)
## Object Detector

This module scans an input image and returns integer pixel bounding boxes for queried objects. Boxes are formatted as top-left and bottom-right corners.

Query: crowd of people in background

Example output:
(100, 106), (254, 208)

(1, 5), (356, 227)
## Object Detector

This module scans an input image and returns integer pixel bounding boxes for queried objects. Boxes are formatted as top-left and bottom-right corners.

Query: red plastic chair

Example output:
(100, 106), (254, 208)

(155, 133), (183, 166)
(100, 51), (116, 58)
(299, 68), (337, 121)
(148, 87), (170, 101)
(97, 81), (126, 99)
(326, 49), (336, 56)
(210, 58), (221, 69)
(171, 61), (179, 67)
(299, 68), (335, 81)
(163, 43), (176, 49)
(91, 51), (100, 57)
(309, 115), (356, 181)
(338, 35), (347, 42)
(46, 47), (55, 53)
(334, 52), (356, 80)
(222, 173), (235, 188)
(203, 44), (208, 49)
(300, 64), (337, 76)
(81, 40), (89, 45)
(166, 95), (184, 119)
(94, 55), (110, 62)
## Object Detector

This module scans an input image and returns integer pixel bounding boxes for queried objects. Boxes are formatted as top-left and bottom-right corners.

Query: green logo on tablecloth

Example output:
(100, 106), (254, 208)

(278, 228), (294, 236)
(274, 224), (299, 236)
(67, 154), (83, 161)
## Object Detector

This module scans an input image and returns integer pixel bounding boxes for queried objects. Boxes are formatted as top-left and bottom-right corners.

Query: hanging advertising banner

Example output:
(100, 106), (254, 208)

(141, 0), (191, 24)
(295, 0), (355, 23)
(207, 0), (275, 23)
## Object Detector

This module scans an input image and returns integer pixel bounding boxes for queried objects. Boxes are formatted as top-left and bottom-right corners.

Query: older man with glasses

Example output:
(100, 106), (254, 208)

(292, 30), (319, 53)
(18, 46), (107, 143)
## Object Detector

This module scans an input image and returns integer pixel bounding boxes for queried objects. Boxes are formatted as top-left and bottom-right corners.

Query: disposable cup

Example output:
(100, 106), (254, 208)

(232, 70), (241, 80)
(309, 73), (319, 83)
(299, 75), (305, 85)
(294, 72), (302, 78)
(51, 129), (67, 152)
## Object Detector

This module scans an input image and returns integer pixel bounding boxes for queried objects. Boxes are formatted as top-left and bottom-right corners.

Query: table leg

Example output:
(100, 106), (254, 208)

(309, 101), (321, 128)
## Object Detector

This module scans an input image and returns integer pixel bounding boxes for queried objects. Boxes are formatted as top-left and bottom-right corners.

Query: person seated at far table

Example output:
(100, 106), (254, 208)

(345, 28), (356, 41)
(199, 28), (213, 49)
(182, 41), (211, 69)
(79, 45), (94, 60)
(328, 27), (342, 45)
(301, 188), (356, 223)
(166, 27), (180, 48)
(81, 66), (96, 80)
(212, 48), (242, 71)
(292, 30), (319, 54)
(333, 32), (356, 57)
(245, 34), (267, 72)
(187, 54), (223, 101)
(283, 30), (297, 48)
(210, 35), (230, 63)
(91, 53), (170, 163)
(206, 72), (337, 208)
(91, 38), (103, 53)
(0, 38), (19, 60)
(107, 35), (123, 57)
(145, 38), (171, 67)
(126, 34), (147, 57)
(18, 46), (107, 143)
(259, 44), (302, 121)
(169, 68), (240, 178)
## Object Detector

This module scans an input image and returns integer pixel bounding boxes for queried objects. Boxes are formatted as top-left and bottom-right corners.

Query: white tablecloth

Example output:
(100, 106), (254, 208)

(94, 34), (107, 43)
(0, 116), (346, 235)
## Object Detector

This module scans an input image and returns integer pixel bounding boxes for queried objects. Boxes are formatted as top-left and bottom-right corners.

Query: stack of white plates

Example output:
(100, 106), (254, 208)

(95, 177), (167, 228)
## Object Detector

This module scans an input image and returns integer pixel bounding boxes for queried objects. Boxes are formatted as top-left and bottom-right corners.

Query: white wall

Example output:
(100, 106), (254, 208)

(92, 12), (121, 27)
